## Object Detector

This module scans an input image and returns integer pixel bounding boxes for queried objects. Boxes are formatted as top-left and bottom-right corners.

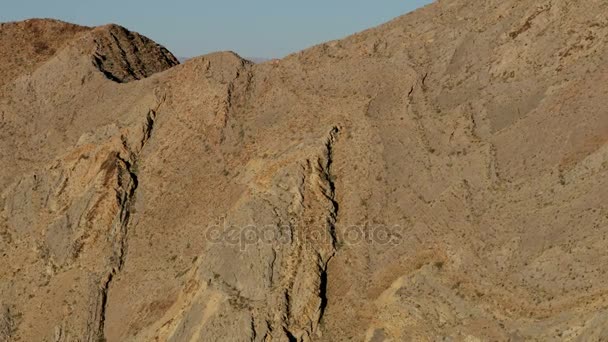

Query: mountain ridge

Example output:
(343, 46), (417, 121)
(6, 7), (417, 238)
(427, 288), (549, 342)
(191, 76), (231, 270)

(2, 1), (608, 340)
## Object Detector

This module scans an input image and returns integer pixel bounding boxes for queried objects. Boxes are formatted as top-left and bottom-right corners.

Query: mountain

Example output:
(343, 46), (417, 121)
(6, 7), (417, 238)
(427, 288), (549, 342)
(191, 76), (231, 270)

(178, 56), (271, 64)
(247, 57), (272, 64)
(2, 1), (608, 341)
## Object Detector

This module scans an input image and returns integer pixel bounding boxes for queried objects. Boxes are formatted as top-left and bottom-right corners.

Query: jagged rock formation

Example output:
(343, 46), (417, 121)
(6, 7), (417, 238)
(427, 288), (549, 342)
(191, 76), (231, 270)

(2, 1), (608, 340)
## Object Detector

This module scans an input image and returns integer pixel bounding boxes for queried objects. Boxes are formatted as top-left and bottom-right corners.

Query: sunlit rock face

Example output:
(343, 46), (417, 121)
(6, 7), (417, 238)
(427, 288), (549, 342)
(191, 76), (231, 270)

(2, 2), (608, 340)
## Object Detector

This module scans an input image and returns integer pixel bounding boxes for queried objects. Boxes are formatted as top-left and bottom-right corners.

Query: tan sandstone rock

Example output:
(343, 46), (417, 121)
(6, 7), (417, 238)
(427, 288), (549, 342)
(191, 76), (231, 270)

(2, 1), (608, 340)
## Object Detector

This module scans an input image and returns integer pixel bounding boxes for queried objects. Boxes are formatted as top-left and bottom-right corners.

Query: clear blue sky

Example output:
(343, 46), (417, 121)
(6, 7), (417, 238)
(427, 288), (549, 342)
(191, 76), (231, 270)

(1, 0), (433, 58)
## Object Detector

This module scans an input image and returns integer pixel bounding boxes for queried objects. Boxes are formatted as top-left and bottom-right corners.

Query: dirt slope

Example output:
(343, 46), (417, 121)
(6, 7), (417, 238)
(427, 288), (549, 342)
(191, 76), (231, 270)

(2, 1), (608, 341)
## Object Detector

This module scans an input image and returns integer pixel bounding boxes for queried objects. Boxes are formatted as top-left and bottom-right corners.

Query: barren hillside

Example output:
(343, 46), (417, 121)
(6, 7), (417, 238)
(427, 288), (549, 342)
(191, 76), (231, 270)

(2, 1), (608, 341)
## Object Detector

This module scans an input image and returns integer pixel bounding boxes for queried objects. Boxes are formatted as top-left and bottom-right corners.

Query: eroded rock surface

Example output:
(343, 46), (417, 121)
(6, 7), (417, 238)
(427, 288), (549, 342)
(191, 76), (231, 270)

(2, 1), (608, 340)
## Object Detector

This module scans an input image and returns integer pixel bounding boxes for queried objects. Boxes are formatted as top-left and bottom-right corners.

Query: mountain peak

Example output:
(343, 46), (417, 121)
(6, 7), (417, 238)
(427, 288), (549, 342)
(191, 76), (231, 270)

(88, 23), (178, 82)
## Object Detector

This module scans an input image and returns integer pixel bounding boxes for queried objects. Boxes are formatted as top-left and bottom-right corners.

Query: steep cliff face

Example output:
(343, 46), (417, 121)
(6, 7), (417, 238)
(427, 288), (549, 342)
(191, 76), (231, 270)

(2, 1), (608, 341)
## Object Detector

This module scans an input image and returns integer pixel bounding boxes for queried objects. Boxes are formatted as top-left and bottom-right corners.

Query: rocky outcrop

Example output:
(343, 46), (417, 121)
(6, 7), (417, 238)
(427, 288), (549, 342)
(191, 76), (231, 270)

(90, 24), (178, 83)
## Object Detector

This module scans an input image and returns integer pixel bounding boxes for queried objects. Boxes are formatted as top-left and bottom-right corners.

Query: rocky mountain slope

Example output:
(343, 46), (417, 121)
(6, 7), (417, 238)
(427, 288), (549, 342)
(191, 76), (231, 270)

(1, 1), (608, 340)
